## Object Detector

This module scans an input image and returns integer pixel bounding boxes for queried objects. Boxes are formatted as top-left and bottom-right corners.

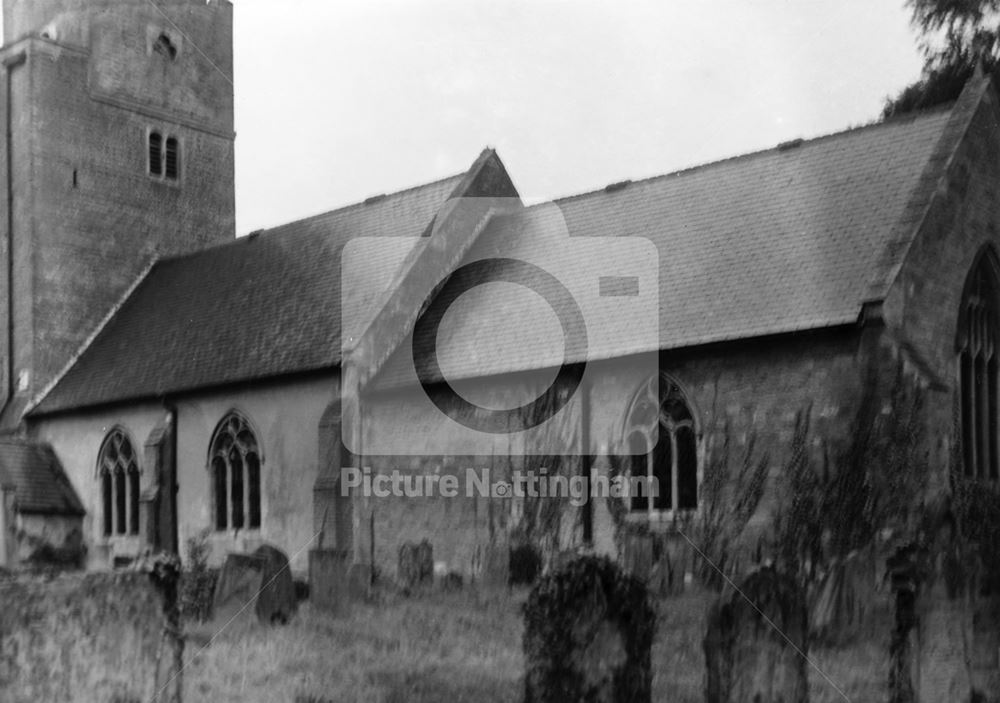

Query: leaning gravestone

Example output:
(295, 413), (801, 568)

(212, 544), (297, 625)
(704, 566), (808, 703)
(523, 555), (655, 703)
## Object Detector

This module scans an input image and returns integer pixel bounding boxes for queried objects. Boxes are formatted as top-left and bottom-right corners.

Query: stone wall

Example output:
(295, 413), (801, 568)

(33, 373), (338, 574)
(354, 327), (871, 582)
(0, 569), (181, 703)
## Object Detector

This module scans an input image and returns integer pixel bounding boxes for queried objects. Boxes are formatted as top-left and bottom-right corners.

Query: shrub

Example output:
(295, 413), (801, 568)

(179, 530), (217, 623)
(523, 555), (655, 703)
(509, 543), (542, 586)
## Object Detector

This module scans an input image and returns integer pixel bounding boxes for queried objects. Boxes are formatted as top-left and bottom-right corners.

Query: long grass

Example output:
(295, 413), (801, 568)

(183, 586), (888, 702)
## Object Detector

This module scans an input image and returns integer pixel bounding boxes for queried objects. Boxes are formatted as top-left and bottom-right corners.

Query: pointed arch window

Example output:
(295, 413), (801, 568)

(624, 375), (699, 517)
(98, 429), (140, 537)
(210, 412), (263, 531)
(959, 250), (1000, 480)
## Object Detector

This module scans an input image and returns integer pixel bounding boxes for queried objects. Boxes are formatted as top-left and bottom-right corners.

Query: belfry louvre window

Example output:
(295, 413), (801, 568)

(959, 250), (1000, 480)
(148, 131), (180, 181)
(210, 412), (262, 530)
(624, 375), (698, 515)
(165, 137), (179, 179)
(98, 429), (140, 537)
(148, 132), (163, 176)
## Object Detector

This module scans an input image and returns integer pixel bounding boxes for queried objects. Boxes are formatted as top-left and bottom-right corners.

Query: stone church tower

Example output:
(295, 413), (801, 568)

(0, 0), (234, 423)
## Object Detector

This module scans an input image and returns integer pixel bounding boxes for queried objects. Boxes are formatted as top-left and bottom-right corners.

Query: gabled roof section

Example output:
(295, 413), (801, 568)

(30, 171), (467, 416)
(345, 149), (520, 389)
(864, 75), (993, 303)
(0, 439), (84, 516)
(375, 98), (964, 387)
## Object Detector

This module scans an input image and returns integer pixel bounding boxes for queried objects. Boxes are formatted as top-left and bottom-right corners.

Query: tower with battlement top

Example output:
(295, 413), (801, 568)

(0, 0), (234, 422)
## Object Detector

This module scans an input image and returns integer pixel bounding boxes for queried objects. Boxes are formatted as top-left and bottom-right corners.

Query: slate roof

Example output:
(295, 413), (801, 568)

(32, 85), (977, 412)
(32, 174), (464, 415)
(0, 440), (85, 515)
(374, 104), (960, 387)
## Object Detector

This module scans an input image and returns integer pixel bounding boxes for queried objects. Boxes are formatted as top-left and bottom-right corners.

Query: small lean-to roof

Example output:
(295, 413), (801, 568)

(0, 439), (84, 516)
(373, 102), (963, 387)
(32, 173), (464, 415)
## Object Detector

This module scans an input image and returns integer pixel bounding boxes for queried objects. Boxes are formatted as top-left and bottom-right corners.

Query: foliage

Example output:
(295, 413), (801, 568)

(704, 566), (809, 703)
(509, 543), (543, 585)
(683, 410), (769, 590)
(605, 392), (768, 591)
(884, 0), (1000, 117)
(508, 376), (582, 555)
(883, 60), (983, 118)
(772, 407), (825, 581)
(774, 363), (926, 583)
(523, 556), (655, 703)
(952, 473), (1000, 592)
(179, 529), (217, 623)
(21, 527), (87, 572)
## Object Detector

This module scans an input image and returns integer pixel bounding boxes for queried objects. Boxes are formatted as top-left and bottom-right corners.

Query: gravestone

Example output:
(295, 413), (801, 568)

(212, 544), (296, 625)
(523, 555), (654, 703)
(398, 539), (433, 591)
(704, 566), (808, 703)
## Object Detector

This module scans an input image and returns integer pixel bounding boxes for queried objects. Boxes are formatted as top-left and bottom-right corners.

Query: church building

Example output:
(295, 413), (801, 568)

(0, 0), (997, 592)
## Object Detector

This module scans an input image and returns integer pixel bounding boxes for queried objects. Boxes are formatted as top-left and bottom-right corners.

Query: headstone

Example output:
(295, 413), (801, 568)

(442, 571), (463, 591)
(523, 555), (654, 703)
(252, 545), (296, 624)
(397, 539), (433, 591)
(704, 566), (808, 703)
(211, 544), (296, 625)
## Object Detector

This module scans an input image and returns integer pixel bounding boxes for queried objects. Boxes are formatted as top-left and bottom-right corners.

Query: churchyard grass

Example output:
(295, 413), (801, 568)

(184, 586), (888, 702)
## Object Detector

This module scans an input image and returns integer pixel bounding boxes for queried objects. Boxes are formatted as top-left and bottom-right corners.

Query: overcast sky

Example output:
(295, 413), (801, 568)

(232, 1), (924, 234)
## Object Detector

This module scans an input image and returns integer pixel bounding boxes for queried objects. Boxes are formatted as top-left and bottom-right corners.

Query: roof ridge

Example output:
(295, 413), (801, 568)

(155, 171), (469, 266)
(244, 171), (467, 237)
(544, 101), (956, 208)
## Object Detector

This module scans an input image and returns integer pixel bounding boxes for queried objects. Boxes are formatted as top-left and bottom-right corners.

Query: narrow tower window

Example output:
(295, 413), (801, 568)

(148, 131), (181, 182)
(165, 137), (180, 180)
(148, 132), (163, 176)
